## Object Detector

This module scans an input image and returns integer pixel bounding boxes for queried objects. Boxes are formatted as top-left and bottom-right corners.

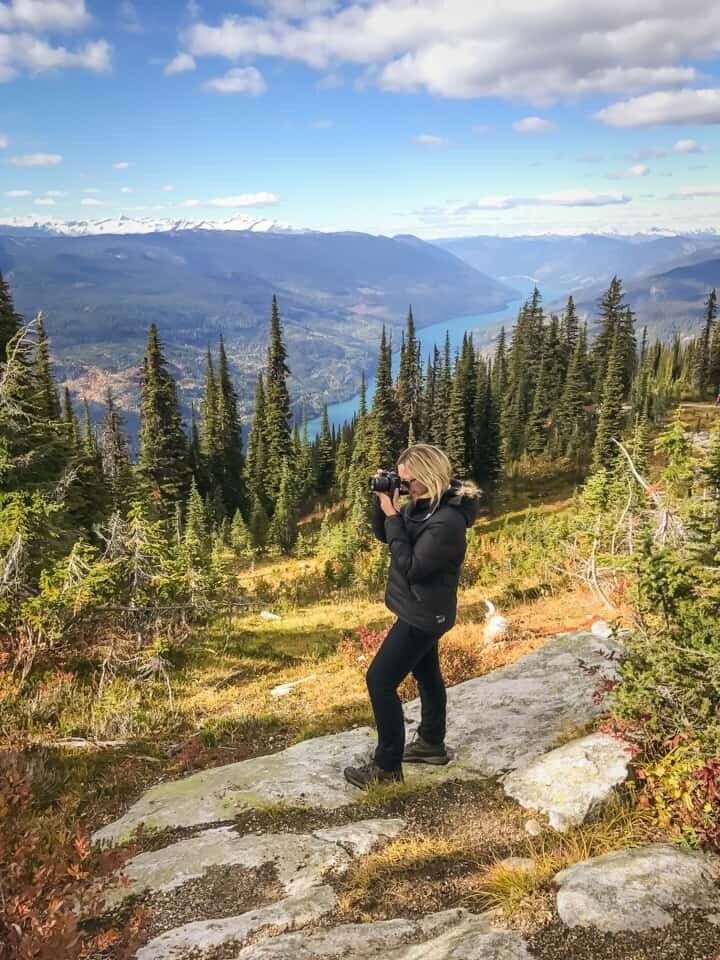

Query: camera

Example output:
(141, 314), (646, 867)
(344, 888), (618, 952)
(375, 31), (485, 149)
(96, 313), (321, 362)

(369, 470), (409, 494)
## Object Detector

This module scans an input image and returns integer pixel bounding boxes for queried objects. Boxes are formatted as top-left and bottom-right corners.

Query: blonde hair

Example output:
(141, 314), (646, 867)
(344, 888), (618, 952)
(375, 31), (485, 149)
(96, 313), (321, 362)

(397, 443), (481, 505)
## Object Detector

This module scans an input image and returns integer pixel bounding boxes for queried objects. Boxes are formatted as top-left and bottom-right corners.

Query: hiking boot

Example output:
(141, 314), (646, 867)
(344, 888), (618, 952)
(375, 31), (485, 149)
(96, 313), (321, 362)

(403, 733), (450, 765)
(343, 760), (404, 790)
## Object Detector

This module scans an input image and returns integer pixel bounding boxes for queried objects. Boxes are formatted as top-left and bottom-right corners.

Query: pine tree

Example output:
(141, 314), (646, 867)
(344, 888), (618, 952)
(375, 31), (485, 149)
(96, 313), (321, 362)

(445, 352), (467, 474)
(431, 333), (452, 447)
(526, 345), (552, 456)
(34, 313), (61, 421)
(560, 296), (579, 374)
(592, 327), (627, 472)
(184, 478), (209, 559)
(230, 508), (253, 558)
(695, 289), (717, 396)
(396, 306), (422, 446)
(316, 404), (335, 494)
(137, 323), (190, 508)
(200, 347), (221, 498)
(472, 362), (502, 492)
(418, 354), (435, 442)
(369, 326), (401, 467)
(591, 276), (626, 399)
(267, 457), (300, 553)
(62, 386), (80, 449)
(217, 336), (246, 517)
(557, 326), (591, 460)
(0, 271), (22, 365)
(100, 389), (132, 511)
(264, 296), (292, 501)
(245, 371), (268, 513)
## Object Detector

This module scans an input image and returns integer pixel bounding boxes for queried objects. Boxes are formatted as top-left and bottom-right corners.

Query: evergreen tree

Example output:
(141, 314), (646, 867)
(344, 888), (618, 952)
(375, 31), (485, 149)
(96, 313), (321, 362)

(445, 352), (467, 474)
(267, 457), (300, 553)
(526, 345), (552, 456)
(200, 347), (221, 498)
(245, 371), (268, 514)
(694, 289), (717, 396)
(369, 326), (401, 467)
(100, 389), (132, 511)
(557, 324), (591, 461)
(230, 508), (253, 558)
(217, 336), (246, 517)
(316, 404), (335, 494)
(592, 327), (627, 472)
(431, 333), (452, 447)
(492, 326), (508, 400)
(264, 296), (292, 501)
(62, 386), (80, 449)
(560, 296), (579, 373)
(137, 323), (190, 508)
(0, 271), (22, 365)
(709, 299), (720, 399)
(347, 372), (373, 516)
(418, 353), (435, 442)
(184, 478), (209, 559)
(34, 313), (61, 421)
(396, 306), (422, 445)
(591, 276), (626, 398)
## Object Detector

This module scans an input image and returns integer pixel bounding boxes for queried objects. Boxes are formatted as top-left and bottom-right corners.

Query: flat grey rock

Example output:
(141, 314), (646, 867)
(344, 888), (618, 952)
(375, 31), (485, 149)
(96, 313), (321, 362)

(229, 908), (533, 959)
(95, 633), (620, 845)
(107, 819), (405, 907)
(135, 886), (337, 960)
(503, 733), (633, 830)
(555, 844), (720, 931)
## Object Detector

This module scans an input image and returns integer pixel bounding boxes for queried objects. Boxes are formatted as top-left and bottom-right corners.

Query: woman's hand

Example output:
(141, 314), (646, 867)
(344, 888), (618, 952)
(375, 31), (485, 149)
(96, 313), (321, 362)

(377, 488), (401, 516)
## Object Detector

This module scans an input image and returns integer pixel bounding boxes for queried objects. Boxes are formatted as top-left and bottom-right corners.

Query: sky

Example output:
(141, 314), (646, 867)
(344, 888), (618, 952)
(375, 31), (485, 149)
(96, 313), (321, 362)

(1, 0), (720, 237)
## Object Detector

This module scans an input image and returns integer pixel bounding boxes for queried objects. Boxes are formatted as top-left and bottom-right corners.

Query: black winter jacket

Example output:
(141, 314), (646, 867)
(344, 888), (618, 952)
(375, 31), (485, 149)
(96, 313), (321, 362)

(372, 480), (481, 633)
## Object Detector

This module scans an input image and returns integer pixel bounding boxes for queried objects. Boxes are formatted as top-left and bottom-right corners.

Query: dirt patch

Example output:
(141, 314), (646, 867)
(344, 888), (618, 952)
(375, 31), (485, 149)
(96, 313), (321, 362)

(527, 908), (720, 960)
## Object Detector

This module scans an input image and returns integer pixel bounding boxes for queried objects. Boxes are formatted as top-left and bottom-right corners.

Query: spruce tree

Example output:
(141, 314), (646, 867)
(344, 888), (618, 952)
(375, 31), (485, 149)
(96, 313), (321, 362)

(217, 336), (246, 517)
(264, 296), (292, 501)
(445, 352), (467, 475)
(268, 457), (300, 553)
(0, 271), (22, 365)
(396, 306), (422, 446)
(695, 289), (717, 396)
(35, 313), (61, 421)
(200, 347), (221, 499)
(369, 326), (401, 467)
(526, 346), (552, 456)
(245, 371), (268, 514)
(431, 333), (452, 447)
(418, 354), (435, 442)
(316, 404), (335, 494)
(100, 389), (132, 511)
(62, 386), (80, 449)
(137, 323), (190, 508)
(184, 478), (209, 560)
(592, 327), (627, 472)
(591, 276), (625, 398)
(557, 327), (591, 461)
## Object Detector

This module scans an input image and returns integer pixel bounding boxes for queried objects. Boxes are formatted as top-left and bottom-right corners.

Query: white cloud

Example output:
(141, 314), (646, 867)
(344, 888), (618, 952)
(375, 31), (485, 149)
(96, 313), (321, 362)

(447, 188), (630, 213)
(5, 188), (31, 196)
(608, 163), (649, 179)
(82, 187), (100, 193)
(0, 36), (111, 81)
(202, 66), (265, 95)
(0, 0), (91, 31)
(80, 196), (102, 205)
(164, 51), (195, 75)
(161, 184), (175, 191)
(412, 133), (447, 147)
(311, 118), (333, 128)
(45, 189), (66, 196)
(186, 0), (201, 19)
(678, 185), (720, 197)
(181, 198), (200, 207)
(207, 192), (279, 207)
(120, 186), (133, 193)
(7, 152), (62, 166)
(596, 88), (720, 127)
(0, 134), (7, 148)
(674, 138), (703, 154)
(34, 196), (55, 205)
(512, 116), (556, 133)
(113, 161), (131, 169)
(182, 2), (711, 104)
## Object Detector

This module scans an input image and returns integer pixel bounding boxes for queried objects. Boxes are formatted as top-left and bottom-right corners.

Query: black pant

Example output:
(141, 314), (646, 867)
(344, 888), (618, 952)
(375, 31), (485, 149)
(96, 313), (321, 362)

(366, 618), (447, 771)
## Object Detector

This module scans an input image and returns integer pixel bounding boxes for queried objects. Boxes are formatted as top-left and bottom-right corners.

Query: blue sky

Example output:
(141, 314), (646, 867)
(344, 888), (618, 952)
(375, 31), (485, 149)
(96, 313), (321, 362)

(1, 0), (720, 236)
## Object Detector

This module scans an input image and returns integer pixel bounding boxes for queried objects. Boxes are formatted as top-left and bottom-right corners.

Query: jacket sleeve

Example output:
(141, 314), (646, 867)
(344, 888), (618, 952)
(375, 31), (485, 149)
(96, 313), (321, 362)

(384, 512), (465, 583)
(372, 497), (388, 543)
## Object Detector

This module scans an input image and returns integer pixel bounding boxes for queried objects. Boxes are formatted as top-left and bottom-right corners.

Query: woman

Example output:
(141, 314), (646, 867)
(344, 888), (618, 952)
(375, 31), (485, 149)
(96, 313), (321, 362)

(344, 443), (481, 790)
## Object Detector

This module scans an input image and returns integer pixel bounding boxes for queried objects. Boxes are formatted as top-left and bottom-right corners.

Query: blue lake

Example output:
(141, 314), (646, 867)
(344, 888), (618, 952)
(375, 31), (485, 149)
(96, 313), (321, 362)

(307, 280), (565, 438)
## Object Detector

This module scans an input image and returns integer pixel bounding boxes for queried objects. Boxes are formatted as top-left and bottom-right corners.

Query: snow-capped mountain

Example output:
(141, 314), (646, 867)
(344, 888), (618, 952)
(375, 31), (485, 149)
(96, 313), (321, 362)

(0, 213), (307, 237)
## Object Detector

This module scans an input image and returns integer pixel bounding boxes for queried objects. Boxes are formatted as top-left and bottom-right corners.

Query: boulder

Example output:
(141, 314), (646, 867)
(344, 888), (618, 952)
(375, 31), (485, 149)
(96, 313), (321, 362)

(555, 844), (720, 932)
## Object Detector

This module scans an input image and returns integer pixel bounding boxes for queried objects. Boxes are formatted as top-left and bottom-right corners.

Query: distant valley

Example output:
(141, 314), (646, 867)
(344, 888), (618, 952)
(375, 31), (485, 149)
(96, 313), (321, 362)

(1, 223), (718, 432)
